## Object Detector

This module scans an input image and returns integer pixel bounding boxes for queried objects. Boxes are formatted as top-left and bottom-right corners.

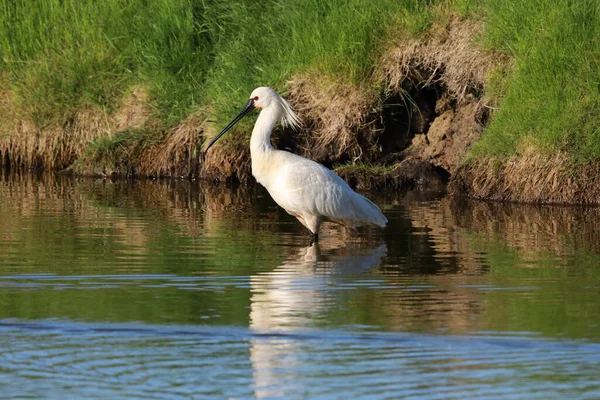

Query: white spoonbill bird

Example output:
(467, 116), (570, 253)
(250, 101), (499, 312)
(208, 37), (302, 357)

(205, 87), (387, 242)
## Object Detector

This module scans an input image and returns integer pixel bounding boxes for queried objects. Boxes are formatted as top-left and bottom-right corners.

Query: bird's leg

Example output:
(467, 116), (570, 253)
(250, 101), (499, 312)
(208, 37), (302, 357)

(308, 232), (319, 246)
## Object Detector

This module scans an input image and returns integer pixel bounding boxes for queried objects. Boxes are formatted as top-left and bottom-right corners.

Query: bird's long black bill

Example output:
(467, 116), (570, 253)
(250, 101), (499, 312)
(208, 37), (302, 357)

(204, 99), (255, 152)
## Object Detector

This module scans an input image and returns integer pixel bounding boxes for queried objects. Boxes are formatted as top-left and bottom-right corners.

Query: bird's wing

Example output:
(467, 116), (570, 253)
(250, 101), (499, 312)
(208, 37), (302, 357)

(269, 158), (339, 213)
(270, 157), (386, 227)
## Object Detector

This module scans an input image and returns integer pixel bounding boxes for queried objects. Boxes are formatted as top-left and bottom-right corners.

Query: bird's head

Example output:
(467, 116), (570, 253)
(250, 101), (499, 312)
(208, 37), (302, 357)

(204, 87), (302, 152)
(249, 87), (274, 109)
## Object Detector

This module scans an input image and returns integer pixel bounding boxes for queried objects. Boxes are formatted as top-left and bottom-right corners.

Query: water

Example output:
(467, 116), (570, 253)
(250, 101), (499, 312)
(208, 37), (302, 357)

(0, 173), (599, 398)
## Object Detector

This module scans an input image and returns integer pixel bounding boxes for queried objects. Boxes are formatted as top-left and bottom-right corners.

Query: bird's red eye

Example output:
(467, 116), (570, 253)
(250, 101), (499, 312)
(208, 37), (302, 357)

(253, 96), (259, 101)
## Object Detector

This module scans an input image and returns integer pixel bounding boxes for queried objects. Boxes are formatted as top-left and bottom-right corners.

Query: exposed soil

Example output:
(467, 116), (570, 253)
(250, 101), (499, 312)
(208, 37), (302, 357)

(333, 17), (500, 191)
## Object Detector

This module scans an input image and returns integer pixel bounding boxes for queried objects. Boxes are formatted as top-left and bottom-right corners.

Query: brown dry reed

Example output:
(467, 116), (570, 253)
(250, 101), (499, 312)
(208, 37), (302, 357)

(378, 17), (506, 103)
(451, 147), (600, 205)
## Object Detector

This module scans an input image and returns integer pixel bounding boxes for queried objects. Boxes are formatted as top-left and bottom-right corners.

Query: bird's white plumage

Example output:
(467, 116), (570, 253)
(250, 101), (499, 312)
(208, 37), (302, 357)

(247, 87), (387, 235)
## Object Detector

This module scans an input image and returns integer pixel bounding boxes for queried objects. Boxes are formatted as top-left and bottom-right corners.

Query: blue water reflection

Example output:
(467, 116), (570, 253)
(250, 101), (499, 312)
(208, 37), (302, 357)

(1, 320), (599, 399)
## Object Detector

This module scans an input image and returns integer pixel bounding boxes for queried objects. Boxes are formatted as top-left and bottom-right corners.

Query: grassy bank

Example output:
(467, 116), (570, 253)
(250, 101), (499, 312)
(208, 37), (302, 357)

(471, 0), (600, 162)
(1, 0), (600, 202)
(0, 0), (435, 174)
(0, 0), (426, 131)
(452, 0), (600, 203)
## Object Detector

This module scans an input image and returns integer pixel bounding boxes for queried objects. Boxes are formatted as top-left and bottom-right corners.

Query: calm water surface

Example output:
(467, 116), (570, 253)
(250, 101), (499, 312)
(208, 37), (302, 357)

(1, 173), (599, 399)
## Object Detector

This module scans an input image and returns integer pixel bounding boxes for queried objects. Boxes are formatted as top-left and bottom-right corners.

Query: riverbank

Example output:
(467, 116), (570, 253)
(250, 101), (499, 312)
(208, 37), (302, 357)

(1, 0), (599, 203)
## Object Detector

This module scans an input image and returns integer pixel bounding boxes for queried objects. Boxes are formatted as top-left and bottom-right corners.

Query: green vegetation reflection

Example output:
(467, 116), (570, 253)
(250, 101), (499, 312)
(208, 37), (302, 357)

(1, 176), (600, 340)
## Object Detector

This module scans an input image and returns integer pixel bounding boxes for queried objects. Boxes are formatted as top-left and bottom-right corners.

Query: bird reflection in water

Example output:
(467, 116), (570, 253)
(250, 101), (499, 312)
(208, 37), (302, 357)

(248, 241), (387, 397)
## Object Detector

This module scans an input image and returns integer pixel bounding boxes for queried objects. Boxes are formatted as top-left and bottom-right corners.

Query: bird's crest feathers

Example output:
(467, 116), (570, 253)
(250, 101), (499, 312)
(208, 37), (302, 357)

(252, 87), (302, 130)
(277, 93), (303, 131)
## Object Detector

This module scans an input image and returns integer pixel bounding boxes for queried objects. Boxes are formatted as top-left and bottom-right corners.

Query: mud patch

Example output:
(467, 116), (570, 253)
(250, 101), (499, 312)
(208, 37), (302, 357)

(406, 100), (488, 173)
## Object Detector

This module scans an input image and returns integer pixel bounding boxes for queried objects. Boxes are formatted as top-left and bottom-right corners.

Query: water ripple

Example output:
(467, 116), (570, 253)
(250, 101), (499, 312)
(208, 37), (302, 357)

(0, 320), (599, 399)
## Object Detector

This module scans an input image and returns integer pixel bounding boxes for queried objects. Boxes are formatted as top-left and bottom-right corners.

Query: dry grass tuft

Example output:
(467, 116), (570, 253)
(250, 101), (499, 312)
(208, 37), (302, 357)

(287, 77), (382, 163)
(1, 87), (154, 172)
(451, 146), (600, 204)
(113, 88), (153, 131)
(379, 16), (506, 103)
(1, 106), (109, 170)
(2, 86), (207, 178)
(137, 112), (205, 177)
(200, 136), (251, 182)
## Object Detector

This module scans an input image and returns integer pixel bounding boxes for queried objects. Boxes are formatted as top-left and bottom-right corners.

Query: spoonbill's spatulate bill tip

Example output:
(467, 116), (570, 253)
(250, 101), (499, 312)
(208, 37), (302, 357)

(207, 87), (387, 240)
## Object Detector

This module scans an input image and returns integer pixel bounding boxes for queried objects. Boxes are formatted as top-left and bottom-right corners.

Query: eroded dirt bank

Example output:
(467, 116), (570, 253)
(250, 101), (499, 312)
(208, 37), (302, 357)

(204, 17), (504, 193)
(0, 18), (529, 201)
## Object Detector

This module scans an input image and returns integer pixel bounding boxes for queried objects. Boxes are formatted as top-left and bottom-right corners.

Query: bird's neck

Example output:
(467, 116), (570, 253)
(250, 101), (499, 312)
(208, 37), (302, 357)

(250, 106), (278, 157)
(250, 106), (281, 189)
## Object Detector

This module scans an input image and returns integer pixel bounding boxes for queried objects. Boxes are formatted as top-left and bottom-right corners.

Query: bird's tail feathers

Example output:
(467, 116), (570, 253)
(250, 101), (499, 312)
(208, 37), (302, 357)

(354, 193), (388, 228)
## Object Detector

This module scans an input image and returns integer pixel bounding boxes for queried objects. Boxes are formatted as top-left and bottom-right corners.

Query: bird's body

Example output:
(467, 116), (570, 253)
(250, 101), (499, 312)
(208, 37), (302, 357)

(206, 87), (387, 240)
(253, 146), (387, 234)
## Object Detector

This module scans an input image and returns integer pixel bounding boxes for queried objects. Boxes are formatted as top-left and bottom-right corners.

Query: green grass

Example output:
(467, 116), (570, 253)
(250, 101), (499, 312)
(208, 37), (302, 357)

(471, 0), (600, 163)
(0, 0), (431, 130)
(2, 0), (599, 167)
